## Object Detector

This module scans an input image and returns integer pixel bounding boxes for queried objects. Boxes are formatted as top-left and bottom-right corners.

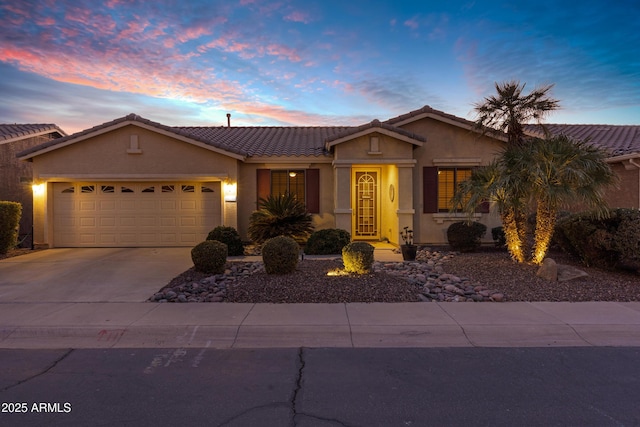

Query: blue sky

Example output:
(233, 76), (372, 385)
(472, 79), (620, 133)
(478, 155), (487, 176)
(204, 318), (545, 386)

(1, 0), (638, 134)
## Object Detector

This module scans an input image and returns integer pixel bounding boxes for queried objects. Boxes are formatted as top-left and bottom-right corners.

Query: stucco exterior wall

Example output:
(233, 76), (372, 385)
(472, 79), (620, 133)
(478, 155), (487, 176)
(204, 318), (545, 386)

(237, 161), (335, 241)
(399, 117), (505, 244)
(30, 125), (239, 179)
(1, 134), (58, 247)
(605, 163), (639, 209)
(332, 133), (414, 162)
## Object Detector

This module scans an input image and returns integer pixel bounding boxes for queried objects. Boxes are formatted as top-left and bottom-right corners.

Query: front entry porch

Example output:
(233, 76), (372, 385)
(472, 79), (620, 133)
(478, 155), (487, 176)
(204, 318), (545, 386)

(333, 163), (415, 246)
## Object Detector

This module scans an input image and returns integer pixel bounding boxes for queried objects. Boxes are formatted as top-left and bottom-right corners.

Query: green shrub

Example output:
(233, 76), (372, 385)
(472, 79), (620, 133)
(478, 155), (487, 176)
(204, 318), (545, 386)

(555, 209), (640, 271)
(262, 235), (300, 274)
(447, 221), (487, 252)
(491, 226), (506, 248)
(207, 226), (244, 256)
(304, 228), (351, 255)
(615, 209), (640, 271)
(0, 201), (22, 254)
(191, 240), (228, 274)
(342, 242), (374, 274)
(248, 193), (314, 244)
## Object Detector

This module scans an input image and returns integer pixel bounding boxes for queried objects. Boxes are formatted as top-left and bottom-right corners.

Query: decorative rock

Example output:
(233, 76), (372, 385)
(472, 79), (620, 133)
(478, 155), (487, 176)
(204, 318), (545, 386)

(490, 293), (505, 302)
(151, 248), (508, 304)
(558, 265), (589, 282)
(536, 258), (558, 281)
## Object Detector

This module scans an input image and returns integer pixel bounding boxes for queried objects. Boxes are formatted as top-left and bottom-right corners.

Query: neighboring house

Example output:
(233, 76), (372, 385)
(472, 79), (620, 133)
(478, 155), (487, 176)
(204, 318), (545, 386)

(16, 107), (639, 249)
(0, 124), (66, 247)
(525, 124), (640, 210)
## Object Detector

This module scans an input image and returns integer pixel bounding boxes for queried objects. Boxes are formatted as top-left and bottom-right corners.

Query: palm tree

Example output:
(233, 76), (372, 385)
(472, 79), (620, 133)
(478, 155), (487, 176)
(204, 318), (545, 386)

(452, 158), (530, 263)
(474, 80), (560, 145)
(524, 135), (618, 263)
(453, 135), (618, 264)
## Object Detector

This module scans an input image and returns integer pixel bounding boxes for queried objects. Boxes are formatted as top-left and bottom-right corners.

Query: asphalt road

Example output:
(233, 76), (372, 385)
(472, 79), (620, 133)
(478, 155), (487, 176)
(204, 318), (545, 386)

(1, 347), (639, 426)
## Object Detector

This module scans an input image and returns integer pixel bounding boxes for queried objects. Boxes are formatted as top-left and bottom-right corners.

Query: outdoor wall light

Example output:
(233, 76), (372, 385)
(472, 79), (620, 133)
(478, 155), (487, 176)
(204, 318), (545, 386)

(223, 181), (237, 202)
(32, 183), (45, 196)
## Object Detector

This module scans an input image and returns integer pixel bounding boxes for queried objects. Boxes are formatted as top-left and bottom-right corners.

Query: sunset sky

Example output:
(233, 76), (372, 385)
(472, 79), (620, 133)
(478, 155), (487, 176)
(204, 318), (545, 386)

(1, 0), (638, 134)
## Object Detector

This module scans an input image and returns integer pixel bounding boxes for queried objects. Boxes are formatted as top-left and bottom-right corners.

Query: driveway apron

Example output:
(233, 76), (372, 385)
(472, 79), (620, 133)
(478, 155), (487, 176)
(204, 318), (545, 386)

(0, 248), (193, 302)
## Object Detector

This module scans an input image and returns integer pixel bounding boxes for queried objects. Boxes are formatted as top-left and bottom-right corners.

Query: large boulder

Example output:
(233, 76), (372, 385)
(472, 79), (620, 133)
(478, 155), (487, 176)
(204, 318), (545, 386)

(536, 258), (589, 282)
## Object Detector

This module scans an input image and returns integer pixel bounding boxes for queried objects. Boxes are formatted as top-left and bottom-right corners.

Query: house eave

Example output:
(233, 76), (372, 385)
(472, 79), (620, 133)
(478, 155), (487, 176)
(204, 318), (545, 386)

(18, 119), (246, 162)
(325, 127), (424, 150)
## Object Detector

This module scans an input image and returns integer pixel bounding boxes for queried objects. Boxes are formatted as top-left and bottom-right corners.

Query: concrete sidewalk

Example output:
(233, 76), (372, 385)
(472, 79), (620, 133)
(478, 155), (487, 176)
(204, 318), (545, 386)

(1, 301), (639, 349)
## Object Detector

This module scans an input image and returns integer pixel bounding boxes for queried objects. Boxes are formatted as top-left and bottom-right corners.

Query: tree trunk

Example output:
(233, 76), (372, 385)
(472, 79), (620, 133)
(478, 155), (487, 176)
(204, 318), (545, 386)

(532, 200), (557, 265)
(501, 206), (526, 263)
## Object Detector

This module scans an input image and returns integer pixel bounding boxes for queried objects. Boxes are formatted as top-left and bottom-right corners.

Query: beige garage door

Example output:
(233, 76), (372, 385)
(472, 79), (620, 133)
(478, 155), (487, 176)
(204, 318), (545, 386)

(53, 182), (221, 247)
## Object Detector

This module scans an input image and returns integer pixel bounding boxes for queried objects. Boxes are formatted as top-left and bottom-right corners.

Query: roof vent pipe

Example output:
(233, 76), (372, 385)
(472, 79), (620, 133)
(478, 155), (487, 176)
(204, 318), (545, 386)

(226, 113), (231, 127)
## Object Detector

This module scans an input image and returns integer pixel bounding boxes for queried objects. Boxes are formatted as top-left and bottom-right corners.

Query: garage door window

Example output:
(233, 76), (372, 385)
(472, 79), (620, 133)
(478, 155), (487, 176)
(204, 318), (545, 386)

(101, 185), (115, 193)
(162, 185), (174, 193)
(142, 186), (155, 193)
(81, 185), (95, 193)
(181, 185), (195, 193)
(121, 186), (134, 193)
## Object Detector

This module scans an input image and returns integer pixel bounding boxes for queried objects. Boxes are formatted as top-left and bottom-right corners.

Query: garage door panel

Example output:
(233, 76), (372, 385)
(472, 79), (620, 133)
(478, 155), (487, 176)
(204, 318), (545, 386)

(79, 201), (96, 211)
(79, 217), (96, 227)
(180, 233), (197, 244)
(79, 234), (97, 244)
(160, 217), (177, 227)
(181, 217), (197, 227)
(98, 234), (117, 244)
(119, 217), (136, 227)
(160, 200), (176, 210)
(53, 182), (221, 247)
(180, 200), (197, 210)
(138, 200), (157, 210)
(120, 200), (136, 210)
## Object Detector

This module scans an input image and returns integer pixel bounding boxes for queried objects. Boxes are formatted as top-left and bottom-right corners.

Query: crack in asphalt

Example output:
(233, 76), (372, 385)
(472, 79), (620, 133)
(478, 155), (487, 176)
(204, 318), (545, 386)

(1, 348), (74, 392)
(291, 347), (305, 425)
(292, 348), (354, 427)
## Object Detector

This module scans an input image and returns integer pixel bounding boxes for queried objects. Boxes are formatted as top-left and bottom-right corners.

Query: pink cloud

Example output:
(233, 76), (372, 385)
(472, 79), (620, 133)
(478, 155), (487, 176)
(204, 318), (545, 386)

(404, 17), (419, 30)
(266, 43), (301, 62)
(284, 11), (310, 24)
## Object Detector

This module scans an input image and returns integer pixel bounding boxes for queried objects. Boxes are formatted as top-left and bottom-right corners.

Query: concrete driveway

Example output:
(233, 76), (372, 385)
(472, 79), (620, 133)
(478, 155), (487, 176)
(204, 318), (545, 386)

(0, 248), (193, 303)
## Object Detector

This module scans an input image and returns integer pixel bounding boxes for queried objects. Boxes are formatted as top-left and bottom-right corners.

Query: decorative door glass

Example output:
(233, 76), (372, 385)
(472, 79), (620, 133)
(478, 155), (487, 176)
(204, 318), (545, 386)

(355, 171), (377, 238)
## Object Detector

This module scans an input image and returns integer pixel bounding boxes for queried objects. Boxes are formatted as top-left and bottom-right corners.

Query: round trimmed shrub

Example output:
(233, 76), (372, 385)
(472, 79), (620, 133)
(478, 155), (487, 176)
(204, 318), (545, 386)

(304, 228), (351, 255)
(447, 221), (487, 252)
(262, 235), (300, 274)
(342, 242), (374, 274)
(191, 240), (228, 274)
(207, 226), (244, 256)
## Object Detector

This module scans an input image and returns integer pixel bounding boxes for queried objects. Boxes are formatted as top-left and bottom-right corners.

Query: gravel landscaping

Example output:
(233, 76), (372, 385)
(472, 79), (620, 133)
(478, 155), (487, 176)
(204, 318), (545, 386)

(153, 247), (640, 303)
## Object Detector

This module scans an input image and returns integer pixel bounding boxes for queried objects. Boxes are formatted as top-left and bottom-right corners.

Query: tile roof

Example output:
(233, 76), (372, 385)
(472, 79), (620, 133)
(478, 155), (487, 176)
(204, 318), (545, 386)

(524, 124), (640, 156)
(18, 114), (247, 159)
(0, 123), (66, 143)
(175, 125), (354, 157)
(18, 113), (355, 159)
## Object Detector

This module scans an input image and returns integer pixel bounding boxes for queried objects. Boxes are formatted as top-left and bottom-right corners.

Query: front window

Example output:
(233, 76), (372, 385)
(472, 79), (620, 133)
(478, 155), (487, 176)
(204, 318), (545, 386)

(438, 167), (472, 212)
(271, 170), (305, 202)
